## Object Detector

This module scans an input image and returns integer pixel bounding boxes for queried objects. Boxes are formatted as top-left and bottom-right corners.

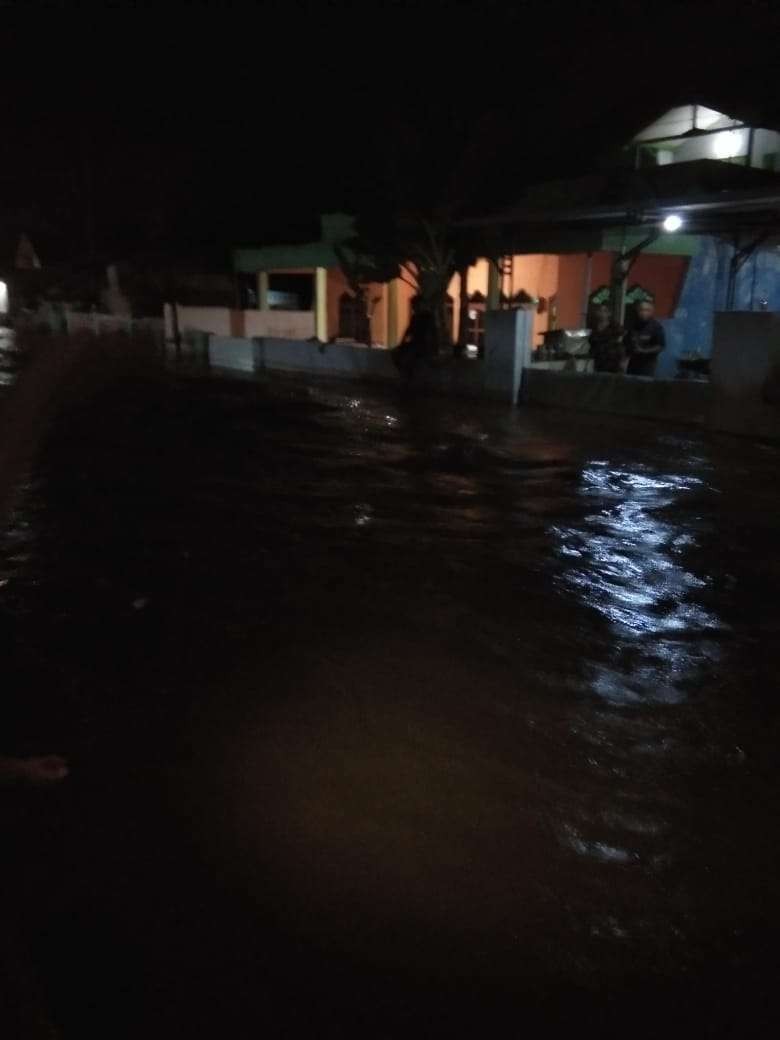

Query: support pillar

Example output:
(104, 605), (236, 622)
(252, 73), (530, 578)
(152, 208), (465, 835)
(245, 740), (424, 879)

(484, 308), (532, 404)
(386, 278), (399, 347)
(487, 259), (500, 311)
(257, 270), (269, 310)
(581, 252), (593, 326)
(610, 253), (630, 326)
(314, 267), (328, 341)
(455, 266), (469, 355)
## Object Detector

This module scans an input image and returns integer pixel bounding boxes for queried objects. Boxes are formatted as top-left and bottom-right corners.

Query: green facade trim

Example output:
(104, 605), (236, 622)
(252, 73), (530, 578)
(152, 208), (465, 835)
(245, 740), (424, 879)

(503, 228), (700, 257)
(233, 242), (342, 273)
(600, 230), (700, 256)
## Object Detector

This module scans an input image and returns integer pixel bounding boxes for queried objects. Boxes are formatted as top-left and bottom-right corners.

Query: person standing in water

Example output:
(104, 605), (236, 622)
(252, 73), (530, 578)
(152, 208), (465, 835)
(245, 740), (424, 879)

(588, 304), (624, 373)
(624, 299), (666, 377)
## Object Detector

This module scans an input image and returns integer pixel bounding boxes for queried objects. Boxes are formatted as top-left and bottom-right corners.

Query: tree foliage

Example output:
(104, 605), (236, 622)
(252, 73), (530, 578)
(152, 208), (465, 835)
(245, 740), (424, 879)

(337, 211), (480, 355)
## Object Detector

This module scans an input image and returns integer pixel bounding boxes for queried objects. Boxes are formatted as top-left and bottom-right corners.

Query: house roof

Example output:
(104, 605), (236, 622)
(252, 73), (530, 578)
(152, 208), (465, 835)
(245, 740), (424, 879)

(462, 159), (780, 253)
(634, 101), (780, 142)
(633, 104), (744, 143)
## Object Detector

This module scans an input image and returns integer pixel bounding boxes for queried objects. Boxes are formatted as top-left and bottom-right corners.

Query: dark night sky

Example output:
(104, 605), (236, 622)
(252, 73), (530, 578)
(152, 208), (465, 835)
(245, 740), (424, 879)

(2, 0), (779, 266)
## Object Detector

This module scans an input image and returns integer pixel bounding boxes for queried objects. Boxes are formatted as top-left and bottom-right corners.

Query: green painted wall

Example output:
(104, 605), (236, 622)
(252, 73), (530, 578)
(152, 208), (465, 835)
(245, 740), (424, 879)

(600, 230), (700, 256)
(233, 242), (340, 273)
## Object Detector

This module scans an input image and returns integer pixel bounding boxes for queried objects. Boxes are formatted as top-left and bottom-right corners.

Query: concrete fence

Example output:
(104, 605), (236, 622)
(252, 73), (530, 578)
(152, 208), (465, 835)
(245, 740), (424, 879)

(164, 304), (315, 342)
(65, 311), (164, 340)
(521, 310), (780, 438)
(183, 309), (780, 441)
(15, 306), (163, 340)
(523, 368), (712, 426)
(203, 309), (535, 402)
(208, 337), (400, 380)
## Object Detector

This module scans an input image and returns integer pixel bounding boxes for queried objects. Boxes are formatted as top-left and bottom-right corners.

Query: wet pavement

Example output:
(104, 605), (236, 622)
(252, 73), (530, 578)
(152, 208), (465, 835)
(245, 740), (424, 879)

(2, 335), (780, 1036)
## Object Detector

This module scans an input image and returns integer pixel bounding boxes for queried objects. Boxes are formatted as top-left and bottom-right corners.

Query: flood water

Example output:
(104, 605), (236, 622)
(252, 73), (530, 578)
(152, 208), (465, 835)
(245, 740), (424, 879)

(2, 336), (780, 1036)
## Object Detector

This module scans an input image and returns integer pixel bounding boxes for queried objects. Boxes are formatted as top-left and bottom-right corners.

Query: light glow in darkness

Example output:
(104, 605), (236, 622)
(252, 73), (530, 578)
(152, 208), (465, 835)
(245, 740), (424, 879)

(713, 129), (743, 159)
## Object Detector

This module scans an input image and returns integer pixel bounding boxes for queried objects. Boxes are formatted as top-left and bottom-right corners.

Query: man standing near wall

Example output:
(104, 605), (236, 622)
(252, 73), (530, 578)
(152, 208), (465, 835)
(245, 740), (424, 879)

(624, 299), (665, 377)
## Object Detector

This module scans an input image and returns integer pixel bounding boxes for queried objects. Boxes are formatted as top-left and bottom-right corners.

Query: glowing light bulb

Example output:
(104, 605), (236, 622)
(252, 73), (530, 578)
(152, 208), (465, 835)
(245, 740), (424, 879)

(713, 130), (740, 160)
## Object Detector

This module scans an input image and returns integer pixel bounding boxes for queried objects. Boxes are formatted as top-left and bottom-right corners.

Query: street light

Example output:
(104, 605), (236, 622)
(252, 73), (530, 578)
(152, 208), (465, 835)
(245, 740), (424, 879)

(662, 214), (683, 233)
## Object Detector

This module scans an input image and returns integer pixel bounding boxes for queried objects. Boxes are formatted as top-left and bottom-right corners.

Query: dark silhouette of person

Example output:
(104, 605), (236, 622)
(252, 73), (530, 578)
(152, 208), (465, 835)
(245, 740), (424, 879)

(588, 304), (624, 373)
(624, 299), (665, 377)
(394, 300), (437, 378)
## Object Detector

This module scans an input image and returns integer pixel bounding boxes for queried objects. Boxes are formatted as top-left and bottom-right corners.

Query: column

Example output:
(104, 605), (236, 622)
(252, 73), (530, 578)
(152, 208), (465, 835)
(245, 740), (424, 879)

(314, 267), (328, 341)
(386, 278), (399, 347)
(581, 253), (593, 326)
(483, 308), (532, 404)
(456, 266), (469, 353)
(257, 270), (269, 310)
(487, 258), (500, 311)
(610, 254), (629, 325)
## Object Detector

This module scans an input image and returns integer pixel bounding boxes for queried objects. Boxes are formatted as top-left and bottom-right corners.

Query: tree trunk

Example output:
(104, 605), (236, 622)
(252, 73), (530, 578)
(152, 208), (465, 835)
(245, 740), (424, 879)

(417, 268), (453, 357)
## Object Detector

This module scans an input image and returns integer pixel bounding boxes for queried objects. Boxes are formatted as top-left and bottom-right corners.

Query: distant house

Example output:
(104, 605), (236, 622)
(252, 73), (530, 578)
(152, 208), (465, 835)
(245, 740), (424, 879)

(232, 213), (398, 347)
(469, 103), (780, 374)
(230, 105), (780, 373)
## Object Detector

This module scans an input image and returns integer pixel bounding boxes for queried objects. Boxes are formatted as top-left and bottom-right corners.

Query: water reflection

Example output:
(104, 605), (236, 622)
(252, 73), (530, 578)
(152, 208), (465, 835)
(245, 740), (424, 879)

(548, 458), (730, 941)
(552, 461), (722, 704)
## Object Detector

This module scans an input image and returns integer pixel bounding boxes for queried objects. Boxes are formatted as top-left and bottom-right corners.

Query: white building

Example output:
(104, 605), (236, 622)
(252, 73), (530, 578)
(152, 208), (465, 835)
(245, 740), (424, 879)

(633, 104), (780, 171)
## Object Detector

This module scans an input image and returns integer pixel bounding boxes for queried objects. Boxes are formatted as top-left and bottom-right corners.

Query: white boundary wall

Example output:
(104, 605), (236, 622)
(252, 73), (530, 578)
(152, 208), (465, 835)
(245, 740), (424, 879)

(206, 309), (534, 402)
(164, 304), (315, 341)
(244, 310), (315, 340)
(164, 305), (231, 339)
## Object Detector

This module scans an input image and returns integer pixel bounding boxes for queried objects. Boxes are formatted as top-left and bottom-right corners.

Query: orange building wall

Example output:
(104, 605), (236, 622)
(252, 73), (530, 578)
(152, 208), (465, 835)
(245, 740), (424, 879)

(447, 256), (560, 344)
(556, 254), (612, 328)
(267, 249), (689, 348)
(388, 256), (559, 346)
(326, 268), (389, 343)
(367, 281), (387, 344)
(465, 259), (491, 297)
(511, 255), (559, 345)
(630, 254), (689, 318)
(556, 252), (689, 329)
(326, 267), (350, 339)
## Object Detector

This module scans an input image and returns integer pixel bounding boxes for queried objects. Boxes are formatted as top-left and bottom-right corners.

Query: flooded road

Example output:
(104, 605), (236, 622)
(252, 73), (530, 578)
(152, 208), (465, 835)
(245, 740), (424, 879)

(2, 338), (780, 1036)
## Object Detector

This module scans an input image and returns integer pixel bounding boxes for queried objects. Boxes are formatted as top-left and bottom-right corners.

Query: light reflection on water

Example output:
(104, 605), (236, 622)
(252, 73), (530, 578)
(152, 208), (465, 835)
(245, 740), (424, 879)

(545, 459), (733, 922)
(552, 462), (722, 699)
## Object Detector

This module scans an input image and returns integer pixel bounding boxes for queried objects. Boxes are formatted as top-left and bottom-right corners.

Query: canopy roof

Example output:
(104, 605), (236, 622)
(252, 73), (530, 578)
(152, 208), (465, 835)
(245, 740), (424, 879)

(633, 104), (745, 143)
(463, 160), (780, 254)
